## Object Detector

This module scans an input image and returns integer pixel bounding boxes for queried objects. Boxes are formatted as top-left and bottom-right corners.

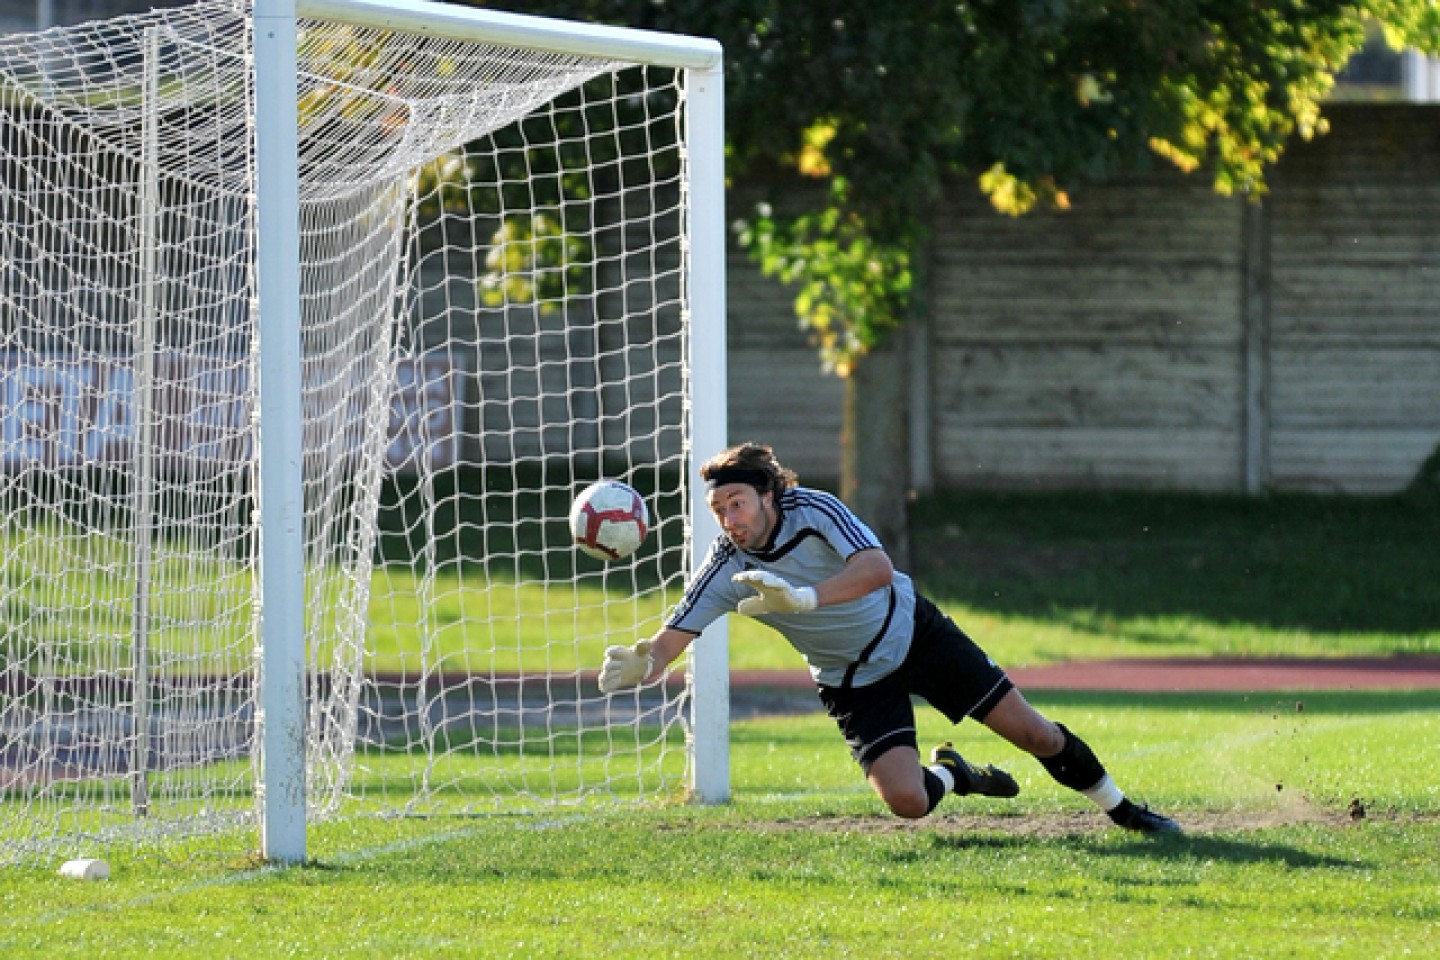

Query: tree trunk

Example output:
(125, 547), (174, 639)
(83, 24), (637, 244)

(840, 339), (911, 571)
(838, 229), (932, 574)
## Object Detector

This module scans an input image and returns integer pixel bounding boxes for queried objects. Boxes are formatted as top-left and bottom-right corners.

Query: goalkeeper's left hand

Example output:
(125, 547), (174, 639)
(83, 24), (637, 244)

(732, 571), (818, 616)
(598, 640), (654, 693)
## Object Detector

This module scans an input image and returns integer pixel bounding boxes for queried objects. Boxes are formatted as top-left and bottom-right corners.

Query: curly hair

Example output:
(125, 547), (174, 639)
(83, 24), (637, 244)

(700, 442), (799, 499)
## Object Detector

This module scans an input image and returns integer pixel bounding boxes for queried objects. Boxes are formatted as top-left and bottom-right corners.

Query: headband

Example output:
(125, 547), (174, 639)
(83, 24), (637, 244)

(703, 466), (771, 490)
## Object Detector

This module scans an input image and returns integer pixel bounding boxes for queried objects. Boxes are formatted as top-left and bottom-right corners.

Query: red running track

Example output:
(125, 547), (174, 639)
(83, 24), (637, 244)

(1006, 656), (1440, 692)
(730, 656), (1440, 693)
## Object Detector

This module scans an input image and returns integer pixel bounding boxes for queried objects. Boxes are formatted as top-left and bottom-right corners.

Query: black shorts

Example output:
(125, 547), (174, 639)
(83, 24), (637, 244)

(816, 594), (1013, 773)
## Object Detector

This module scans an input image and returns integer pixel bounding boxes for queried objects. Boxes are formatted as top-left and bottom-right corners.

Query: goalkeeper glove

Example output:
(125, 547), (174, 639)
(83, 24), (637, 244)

(732, 571), (818, 616)
(598, 640), (654, 693)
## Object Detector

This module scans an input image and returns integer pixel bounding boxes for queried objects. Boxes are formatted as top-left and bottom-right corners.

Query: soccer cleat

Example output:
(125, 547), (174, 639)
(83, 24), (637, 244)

(929, 742), (1020, 798)
(1109, 800), (1182, 835)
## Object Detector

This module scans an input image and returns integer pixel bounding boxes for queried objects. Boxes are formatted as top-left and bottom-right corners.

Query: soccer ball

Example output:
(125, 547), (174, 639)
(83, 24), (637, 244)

(569, 479), (649, 561)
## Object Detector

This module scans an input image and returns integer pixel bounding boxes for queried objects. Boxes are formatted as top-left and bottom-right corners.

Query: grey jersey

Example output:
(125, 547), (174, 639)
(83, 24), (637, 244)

(666, 486), (916, 688)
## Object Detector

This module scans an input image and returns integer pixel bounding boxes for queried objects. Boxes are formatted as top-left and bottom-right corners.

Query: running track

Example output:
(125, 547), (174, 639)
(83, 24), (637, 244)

(730, 656), (1440, 693)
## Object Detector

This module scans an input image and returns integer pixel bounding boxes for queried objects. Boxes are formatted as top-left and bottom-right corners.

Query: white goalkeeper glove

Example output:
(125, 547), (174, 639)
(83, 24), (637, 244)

(732, 571), (818, 616)
(598, 640), (654, 693)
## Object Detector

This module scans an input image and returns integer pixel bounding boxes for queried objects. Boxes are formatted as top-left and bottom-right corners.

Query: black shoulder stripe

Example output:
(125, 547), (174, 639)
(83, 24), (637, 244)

(790, 489), (876, 551)
(667, 537), (735, 624)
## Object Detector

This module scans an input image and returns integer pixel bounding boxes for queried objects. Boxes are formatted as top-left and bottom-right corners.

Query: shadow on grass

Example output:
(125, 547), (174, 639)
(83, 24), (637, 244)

(932, 830), (1356, 869)
(910, 490), (1440, 637)
(1134, 833), (1355, 869)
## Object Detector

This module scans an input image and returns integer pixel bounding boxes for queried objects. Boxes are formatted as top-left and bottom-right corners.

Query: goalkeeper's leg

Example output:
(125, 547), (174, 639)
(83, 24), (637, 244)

(981, 688), (1181, 835)
(819, 682), (1019, 819)
(865, 745), (1016, 819)
(905, 596), (1179, 835)
(866, 746), (940, 819)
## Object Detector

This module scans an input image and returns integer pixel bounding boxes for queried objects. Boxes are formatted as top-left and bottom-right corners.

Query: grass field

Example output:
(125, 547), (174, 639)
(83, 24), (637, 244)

(375, 487), (1440, 674)
(730, 488), (1440, 672)
(4, 689), (1438, 958)
(7, 488), (1434, 674)
(4, 489), (1438, 957)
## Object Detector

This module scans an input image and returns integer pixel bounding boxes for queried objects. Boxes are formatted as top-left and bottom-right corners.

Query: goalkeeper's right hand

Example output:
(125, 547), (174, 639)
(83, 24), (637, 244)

(598, 640), (654, 693)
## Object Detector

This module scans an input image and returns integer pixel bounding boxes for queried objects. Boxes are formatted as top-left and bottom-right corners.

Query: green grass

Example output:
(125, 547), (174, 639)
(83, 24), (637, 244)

(6, 489), (1438, 957)
(8, 474), (1439, 954)
(324, 481), (1440, 673)
(537, 485), (1440, 673)
(394, 486), (1440, 673)
(903, 489), (1440, 666)
(4, 689), (1438, 958)
(6, 487), (1436, 675)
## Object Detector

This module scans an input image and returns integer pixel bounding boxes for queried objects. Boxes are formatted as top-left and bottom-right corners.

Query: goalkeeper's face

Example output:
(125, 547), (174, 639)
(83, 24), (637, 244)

(707, 483), (776, 551)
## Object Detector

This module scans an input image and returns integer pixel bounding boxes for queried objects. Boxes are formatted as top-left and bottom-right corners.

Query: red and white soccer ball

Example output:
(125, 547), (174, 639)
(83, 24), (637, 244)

(569, 479), (649, 561)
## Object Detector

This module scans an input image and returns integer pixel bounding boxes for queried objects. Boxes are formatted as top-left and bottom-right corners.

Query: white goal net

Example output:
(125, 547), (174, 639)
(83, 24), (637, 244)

(0, 0), (724, 865)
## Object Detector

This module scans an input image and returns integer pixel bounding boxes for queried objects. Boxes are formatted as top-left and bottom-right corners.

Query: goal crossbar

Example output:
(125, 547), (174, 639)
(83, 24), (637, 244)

(294, 0), (722, 69)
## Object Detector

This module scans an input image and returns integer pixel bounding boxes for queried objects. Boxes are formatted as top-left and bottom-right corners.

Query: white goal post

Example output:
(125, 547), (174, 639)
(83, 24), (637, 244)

(0, 0), (726, 866)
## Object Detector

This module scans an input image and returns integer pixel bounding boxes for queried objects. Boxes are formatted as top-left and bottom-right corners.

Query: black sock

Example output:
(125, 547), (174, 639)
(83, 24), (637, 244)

(922, 767), (948, 814)
(1037, 723), (1108, 792)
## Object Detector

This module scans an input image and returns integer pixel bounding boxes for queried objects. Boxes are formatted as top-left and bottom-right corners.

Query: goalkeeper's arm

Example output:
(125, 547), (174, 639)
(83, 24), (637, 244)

(732, 548), (895, 616)
(598, 627), (697, 693)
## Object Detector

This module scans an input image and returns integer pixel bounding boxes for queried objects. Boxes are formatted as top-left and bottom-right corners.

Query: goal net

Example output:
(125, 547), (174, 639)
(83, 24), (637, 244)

(0, 0), (725, 865)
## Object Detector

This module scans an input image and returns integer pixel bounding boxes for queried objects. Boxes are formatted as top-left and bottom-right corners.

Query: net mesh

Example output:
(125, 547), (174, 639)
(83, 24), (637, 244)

(0, 0), (695, 864)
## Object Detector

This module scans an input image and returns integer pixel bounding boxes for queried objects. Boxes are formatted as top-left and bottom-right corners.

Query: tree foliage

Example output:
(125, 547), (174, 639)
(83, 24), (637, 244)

(732, 179), (912, 374)
(500, 0), (1440, 370)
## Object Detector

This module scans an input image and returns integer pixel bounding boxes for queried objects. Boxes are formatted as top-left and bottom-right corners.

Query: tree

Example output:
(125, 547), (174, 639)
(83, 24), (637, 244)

(469, 0), (1440, 560)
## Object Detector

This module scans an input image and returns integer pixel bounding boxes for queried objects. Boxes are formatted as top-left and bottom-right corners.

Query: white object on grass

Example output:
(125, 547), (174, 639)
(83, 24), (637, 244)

(58, 859), (110, 881)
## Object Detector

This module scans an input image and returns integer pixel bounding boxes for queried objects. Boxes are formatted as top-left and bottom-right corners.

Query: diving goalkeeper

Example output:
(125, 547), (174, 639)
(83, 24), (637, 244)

(598, 442), (1180, 834)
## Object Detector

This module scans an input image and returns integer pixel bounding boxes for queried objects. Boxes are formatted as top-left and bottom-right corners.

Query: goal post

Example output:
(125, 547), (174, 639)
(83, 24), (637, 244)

(256, 0), (731, 860)
(0, 0), (727, 867)
(681, 60), (731, 808)
(254, 0), (309, 866)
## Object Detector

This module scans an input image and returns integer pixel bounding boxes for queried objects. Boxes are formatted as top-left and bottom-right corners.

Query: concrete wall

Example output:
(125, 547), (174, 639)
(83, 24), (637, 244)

(728, 104), (1440, 493)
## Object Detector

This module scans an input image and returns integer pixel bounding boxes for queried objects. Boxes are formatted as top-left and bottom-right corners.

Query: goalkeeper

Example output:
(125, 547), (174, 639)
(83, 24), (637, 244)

(599, 442), (1179, 834)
